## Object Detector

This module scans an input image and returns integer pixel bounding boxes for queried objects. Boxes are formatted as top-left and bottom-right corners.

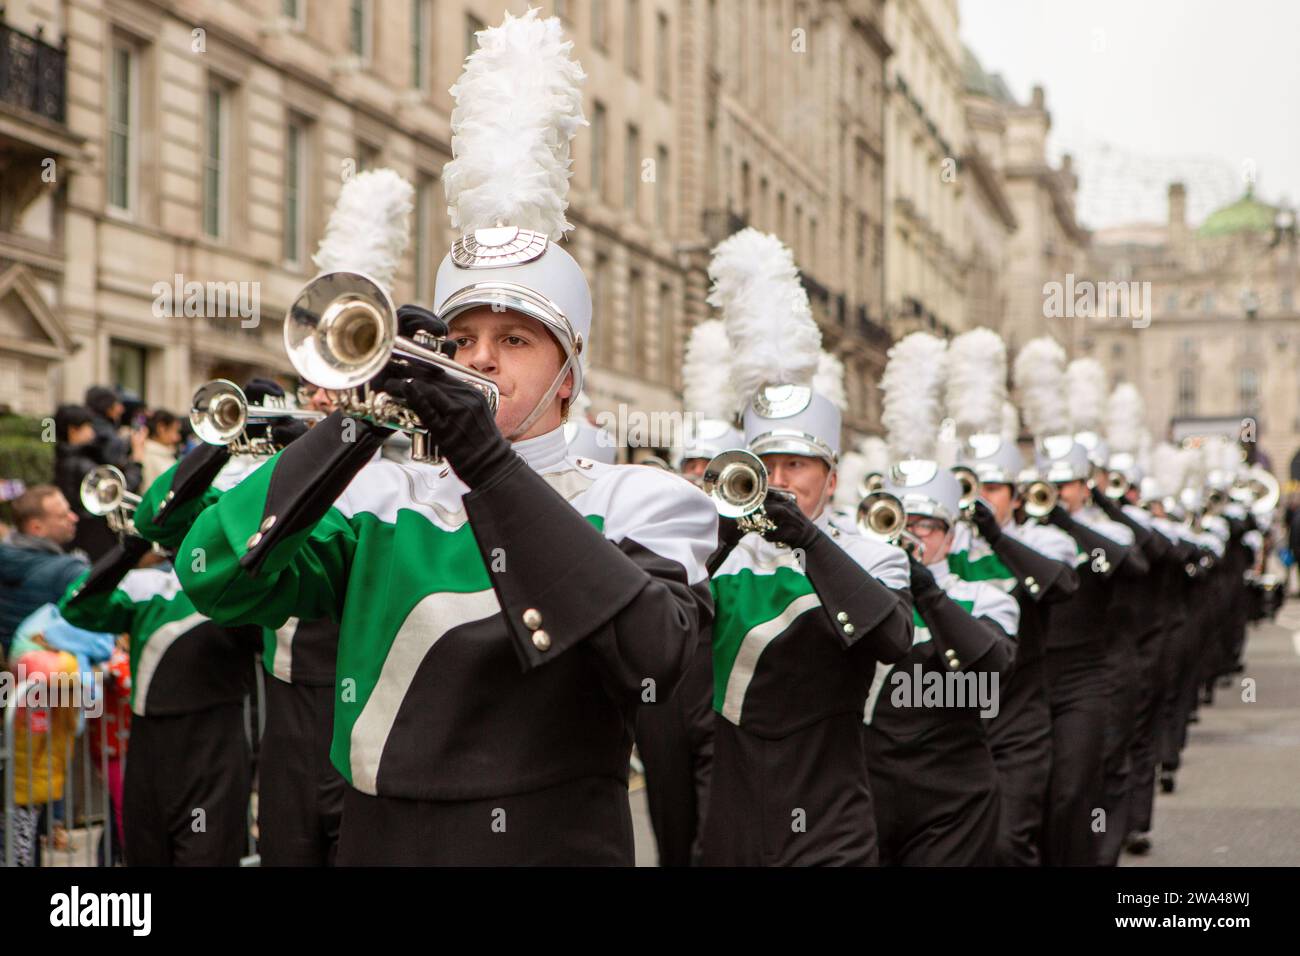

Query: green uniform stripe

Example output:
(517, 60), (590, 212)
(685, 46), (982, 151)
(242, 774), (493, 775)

(946, 548), (1013, 583)
(709, 567), (817, 713)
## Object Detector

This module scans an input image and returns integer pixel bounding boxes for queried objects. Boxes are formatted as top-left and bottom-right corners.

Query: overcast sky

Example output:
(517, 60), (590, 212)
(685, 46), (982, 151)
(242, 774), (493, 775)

(960, 0), (1300, 230)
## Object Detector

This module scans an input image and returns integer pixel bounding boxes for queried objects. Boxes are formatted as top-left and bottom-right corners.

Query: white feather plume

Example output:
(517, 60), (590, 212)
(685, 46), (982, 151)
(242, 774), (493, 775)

(833, 452), (870, 509)
(312, 169), (414, 289)
(881, 332), (947, 461)
(1066, 358), (1109, 434)
(443, 8), (586, 239)
(814, 352), (847, 410)
(1105, 383), (1145, 455)
(945, 328), (1006, 438)
(857, 436), (891, 474)
(682, 320), (739, 421)
(1150, 442), (1186, 497)
(1001, 401), (1021, 444)
(710, 228), (821, 399)
(1013, 337), (1069, 438)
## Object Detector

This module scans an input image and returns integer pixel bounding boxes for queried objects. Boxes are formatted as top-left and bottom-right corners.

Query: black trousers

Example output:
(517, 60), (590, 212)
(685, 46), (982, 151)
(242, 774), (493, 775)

(867, 727), (1001, 867)
(986, 653), (1052, 866)
(258, 678), (345, 867)
(336, 775), (634, 865)
(123, 702), (251, 866)
(1157, 605), (1198, 772)
(1126, 620), (1169, 836)
(634, 643), (713, 867)
(1098, 626), (1139, 866)
(1042, 643), (1107, 866)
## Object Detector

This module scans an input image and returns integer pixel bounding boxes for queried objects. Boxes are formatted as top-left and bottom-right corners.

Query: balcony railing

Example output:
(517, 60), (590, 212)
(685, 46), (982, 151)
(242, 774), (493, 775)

(0, 12), (67, 124)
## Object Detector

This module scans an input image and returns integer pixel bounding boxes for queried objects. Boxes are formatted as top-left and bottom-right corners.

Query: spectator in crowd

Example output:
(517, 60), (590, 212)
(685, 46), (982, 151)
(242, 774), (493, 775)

(82, 386), (144, 492)
(140, 410), (182, 489)
(52, 404), (122, 561)
(0, 485), (87, 656)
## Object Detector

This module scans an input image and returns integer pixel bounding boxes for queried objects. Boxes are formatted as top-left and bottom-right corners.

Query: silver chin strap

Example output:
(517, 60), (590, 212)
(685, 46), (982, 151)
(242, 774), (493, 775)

(504, 353), (576, 442)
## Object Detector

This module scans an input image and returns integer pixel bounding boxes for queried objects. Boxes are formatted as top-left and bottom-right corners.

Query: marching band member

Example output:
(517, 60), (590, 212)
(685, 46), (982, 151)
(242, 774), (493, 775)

(943, 330), (1079, 866)
(700, 229), (912, 866)
(864, 332), (1019, 866)
(174, 10), (716, 865)
(59, 494), (258, 866)
(632, 321), (739, 866)
(1013, 337), (1144, 866)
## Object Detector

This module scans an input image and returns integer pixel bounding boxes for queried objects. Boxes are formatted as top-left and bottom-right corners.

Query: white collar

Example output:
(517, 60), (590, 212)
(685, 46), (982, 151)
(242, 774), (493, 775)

(512, 426), (569, 472)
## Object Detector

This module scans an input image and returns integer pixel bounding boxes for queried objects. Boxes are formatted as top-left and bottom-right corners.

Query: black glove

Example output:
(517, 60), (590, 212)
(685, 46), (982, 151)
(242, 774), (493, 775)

(378, 367), (514, 487)
(758, 491), (820, 550)
(908, 555), (943, 601)
(707, 514), (747, 576)
(243, 377), (286, 405)
(970, 499), (1003, 544)
(269, 418), (311, 447)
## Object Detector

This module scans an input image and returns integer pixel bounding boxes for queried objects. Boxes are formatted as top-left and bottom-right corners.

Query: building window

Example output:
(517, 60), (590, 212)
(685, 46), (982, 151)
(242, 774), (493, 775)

(655, 12), (670, 100)
(624, 124), (640, 213)
(350, 0), (370, 60)
(1283, 288), (1294, 311)
(203, 85), (227, 239)
(357, 141), (381, 171)
(625, 0), (640, 76)
(110, 342), (148, 400)
(659, 281), (675, 385)
(1240, 367), (1259, 414)
(627, 268), (644, 373)
(593, 252), (611, 365)
(591, 101), (607, 202)
(412, 0), (430, 89)
(282, 0), (303, 24)
(466, 13), (485, 59)
(739, 161), (751, 219)
(283, 121), (307, 265)
(591, 0), (607, 51)
(555, 0), (571, 22)
(1177, 367), (1196, 417)
(1111, 341), (1124, 360)
(108, 43), (134, 212)
(1180, 336), (1195, 357)
(414, 175), (435, 301)
(1203, 291), (1215, 314)
(655, 144), (669, 228)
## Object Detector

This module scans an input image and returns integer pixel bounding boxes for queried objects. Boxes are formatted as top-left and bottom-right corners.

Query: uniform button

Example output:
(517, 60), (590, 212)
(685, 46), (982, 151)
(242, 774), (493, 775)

(577, 458), (593, 470)
(843, 623), (855, 636)
(1024, 575), (1036, 588)
(165, 490), (175, 502)
(532, 630), (552, 651)
(246, 532), (263, 549)
(522, 608), (543, 630)
(836, 611), (849, 623)
(1028, 581), (1041, 595)
(948, 658), (961, 669)
(944, 648), (957, 658)
(260, 515), (277, 532)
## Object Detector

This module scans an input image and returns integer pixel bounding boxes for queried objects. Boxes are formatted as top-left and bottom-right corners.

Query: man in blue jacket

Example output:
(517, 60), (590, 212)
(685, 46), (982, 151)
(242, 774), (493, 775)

(0, 485), (87, 656)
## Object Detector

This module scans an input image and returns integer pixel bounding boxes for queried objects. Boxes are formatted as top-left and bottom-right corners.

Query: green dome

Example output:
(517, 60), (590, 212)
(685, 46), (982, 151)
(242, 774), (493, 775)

(1198, 190), (1277, 237)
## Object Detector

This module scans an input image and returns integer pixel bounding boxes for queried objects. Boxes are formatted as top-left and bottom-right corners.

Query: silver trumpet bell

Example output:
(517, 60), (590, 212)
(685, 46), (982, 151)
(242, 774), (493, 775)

(952, 465), (980, 516)
(284, 271), (500, 461)
(1019, 479), (1059, 519)
(1104, 470), (1130, 500)
(190, 379), (324, 454)
(79, 465), (140, 535)
(857, 470), (885, 499)
(702, 449), (783, 535)
(855, 490), (922, 557)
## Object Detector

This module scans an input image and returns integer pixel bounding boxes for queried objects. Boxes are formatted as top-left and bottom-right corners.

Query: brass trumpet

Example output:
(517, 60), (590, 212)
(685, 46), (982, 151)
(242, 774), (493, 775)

(79, 465), (140, 535)
(1018, 479), (1059, 519)
(284, 271), (500, 461)
(190, 379), (324, 455)
(1104, 470), (1130, 500)
(702, 449), (790, 536)
(857, 470), (885, 499)
(855, 490), (922, 557)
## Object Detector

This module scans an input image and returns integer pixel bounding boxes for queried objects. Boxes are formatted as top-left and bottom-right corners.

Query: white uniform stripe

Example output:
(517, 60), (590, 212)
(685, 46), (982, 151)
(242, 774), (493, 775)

(272, 618), (297, 682)
(721, 592), (822, 725)
(133, 611), (208, 716)
(350, 589), (501, 794)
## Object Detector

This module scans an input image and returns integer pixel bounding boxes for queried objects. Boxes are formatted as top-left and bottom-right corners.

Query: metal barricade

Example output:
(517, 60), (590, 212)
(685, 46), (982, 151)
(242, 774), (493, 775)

(2, 672), (115, 867)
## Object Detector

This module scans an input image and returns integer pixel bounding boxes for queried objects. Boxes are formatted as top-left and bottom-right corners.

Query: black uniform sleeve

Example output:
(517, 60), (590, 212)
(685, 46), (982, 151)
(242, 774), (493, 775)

(913, 577), (1015, 675)
(988, 533), (1080, 604)
(63, 536), (152, 606)
(462, 457), (715, 699)
(800, 532), (913, 661)
(1047, 507), (1138, 580)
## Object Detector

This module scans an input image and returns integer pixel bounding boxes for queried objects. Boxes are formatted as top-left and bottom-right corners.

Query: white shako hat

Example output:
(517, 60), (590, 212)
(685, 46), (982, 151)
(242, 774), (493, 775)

(1035, 434), (1093, 483)
(882, 331), (955, 523)
(711, 228), (841, 466)
(433, 9), (591, 435)
(945, 327), (1022, 485)
(677, 319), (744, 465)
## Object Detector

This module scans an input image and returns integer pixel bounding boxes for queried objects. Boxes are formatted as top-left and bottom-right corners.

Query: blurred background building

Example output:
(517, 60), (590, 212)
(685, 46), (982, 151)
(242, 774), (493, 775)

(1, 0), (1294, 468)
